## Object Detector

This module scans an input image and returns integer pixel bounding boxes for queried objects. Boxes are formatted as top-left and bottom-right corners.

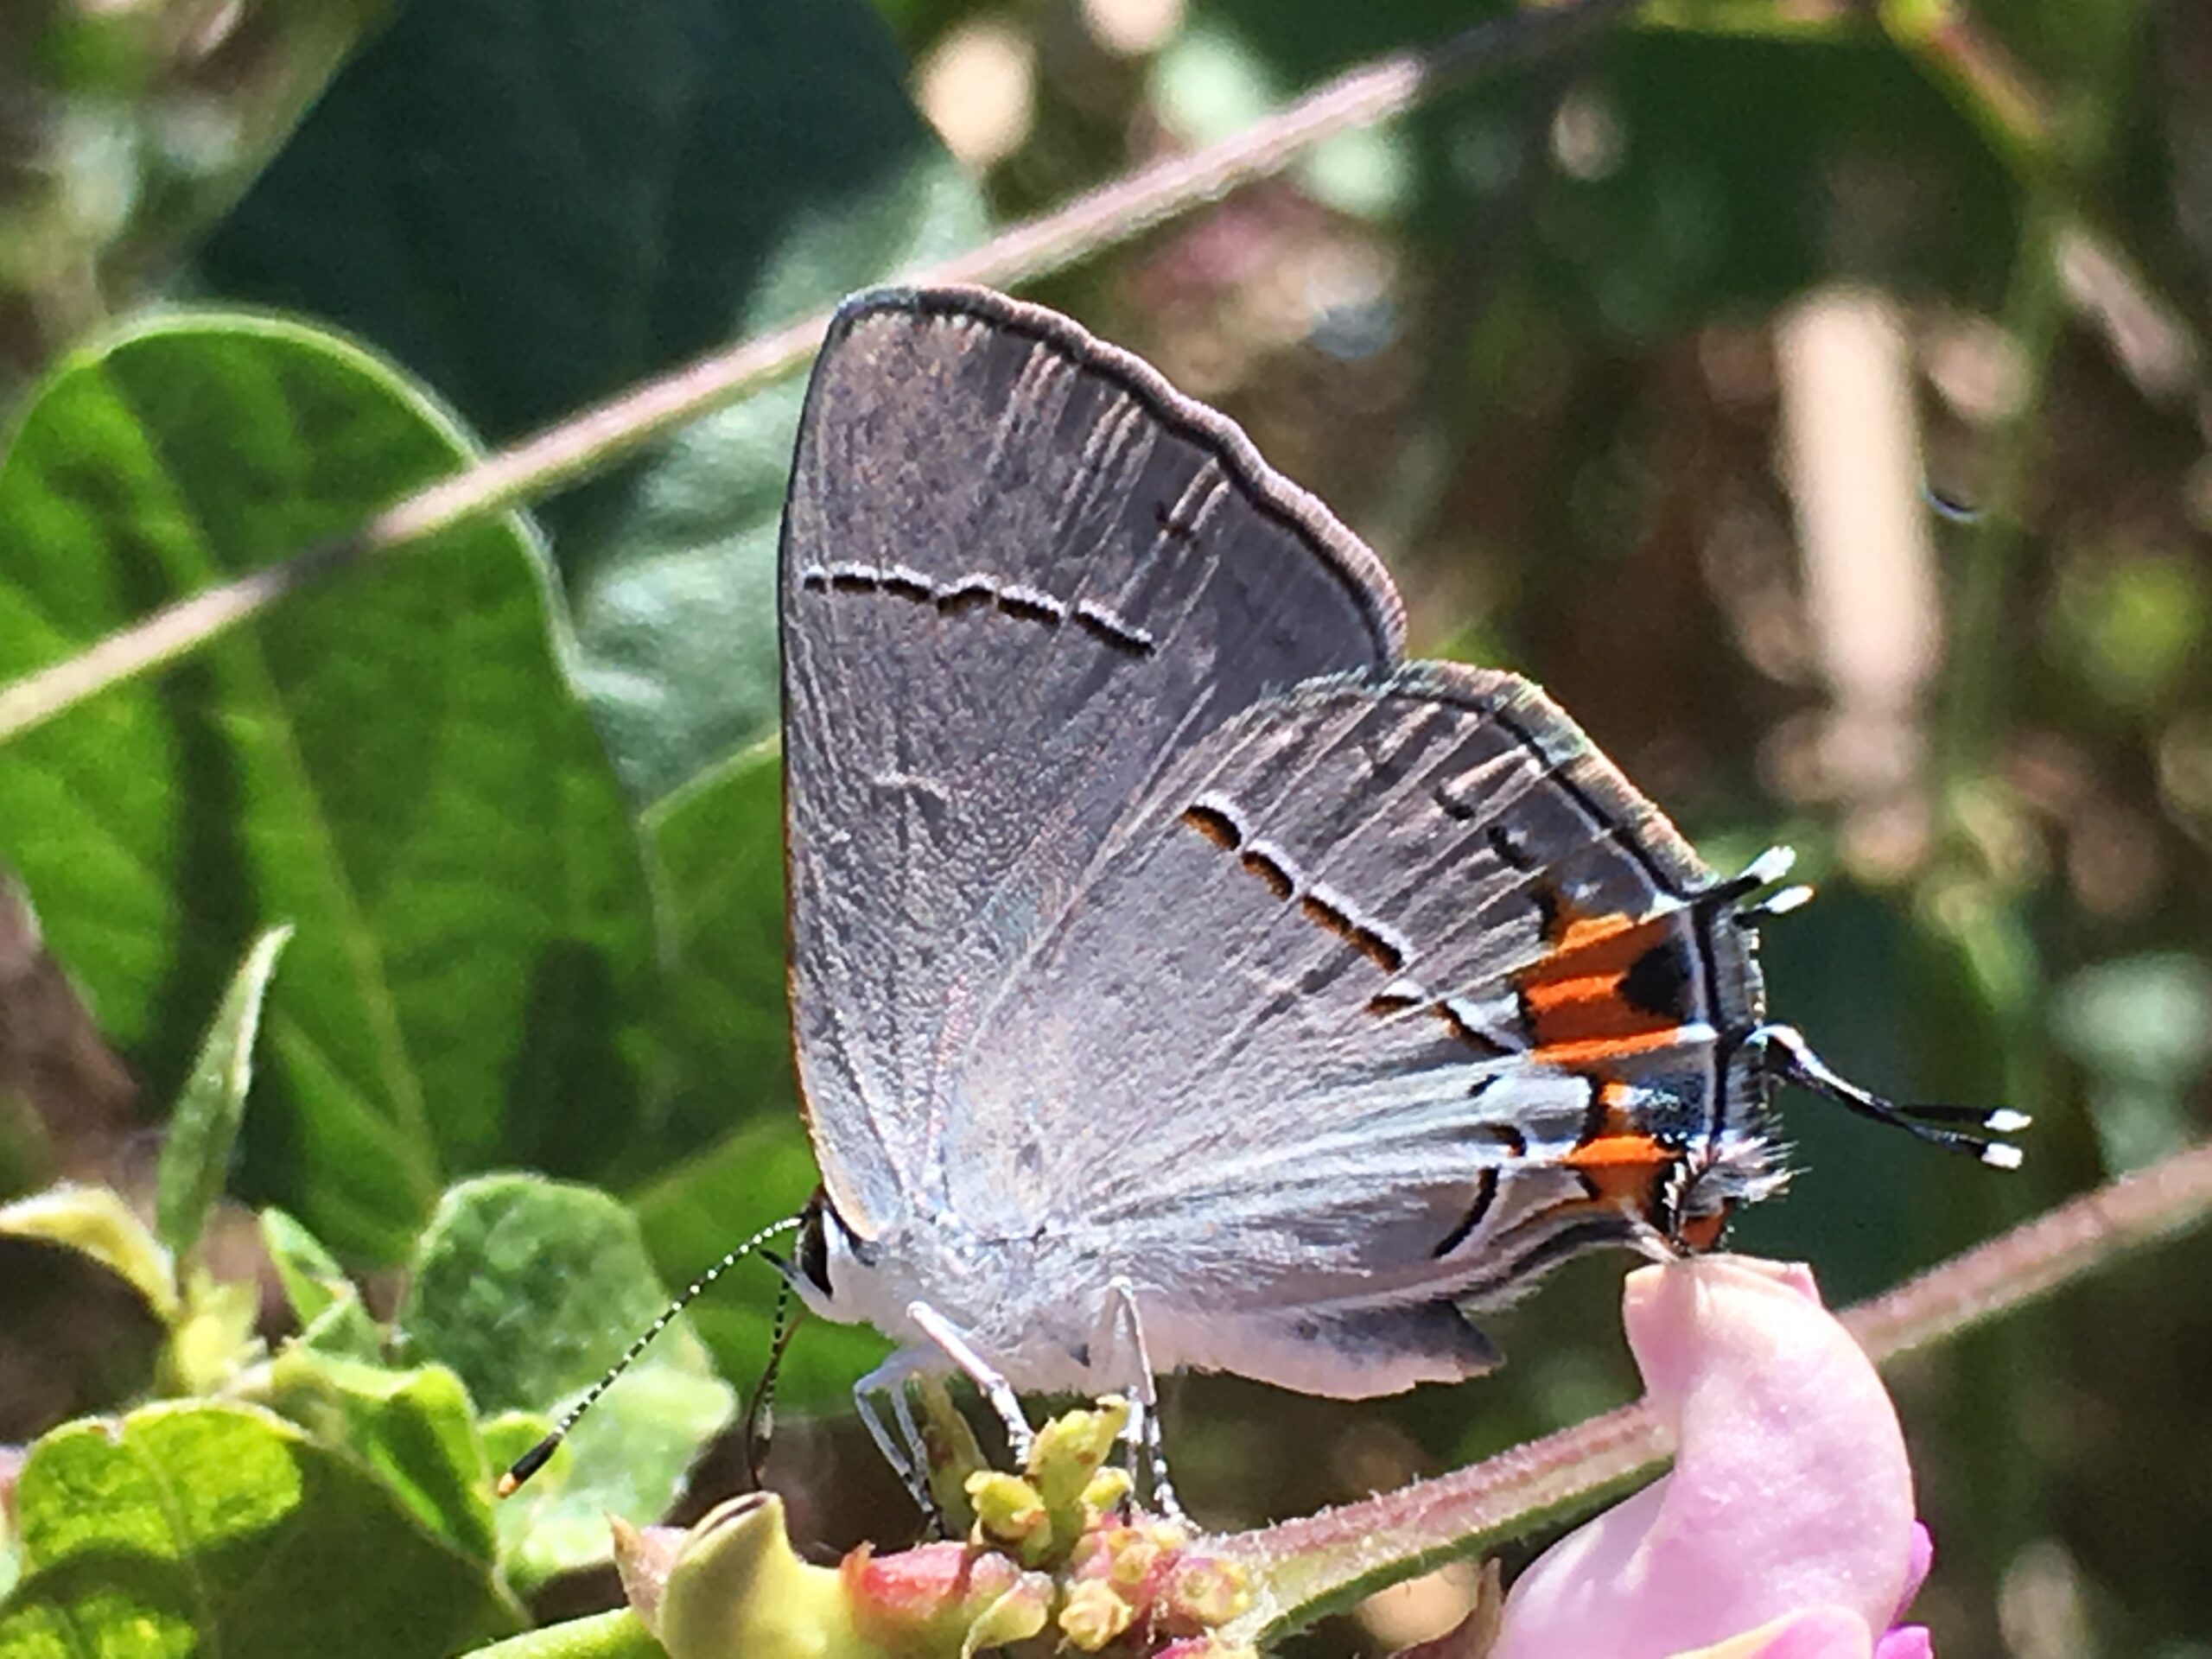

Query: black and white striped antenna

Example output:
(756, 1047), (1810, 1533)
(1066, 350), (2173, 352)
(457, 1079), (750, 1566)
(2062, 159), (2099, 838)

(743, 1276), (804, 1488)
(498, 1214), (804, 1497)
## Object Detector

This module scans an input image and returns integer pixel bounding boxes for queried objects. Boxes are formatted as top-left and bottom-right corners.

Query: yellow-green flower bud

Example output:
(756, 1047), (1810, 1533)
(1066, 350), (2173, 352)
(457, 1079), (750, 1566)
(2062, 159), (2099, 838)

(1166, 1557), (1255, 1630)
(1058, 1578), (1136, 1651)
(655, 1492), (882, 1659)
(1143, 1518), (1192, 1554)
(1027, 1396), (1129, 1511)
(1082, 1465), (1135, 1516)
(966, 1471), (1050, 1560)
(958, 1571), (1053, 1659)
(1106, 1529), (1163, 1591)
(915, 1375), (987, 1532)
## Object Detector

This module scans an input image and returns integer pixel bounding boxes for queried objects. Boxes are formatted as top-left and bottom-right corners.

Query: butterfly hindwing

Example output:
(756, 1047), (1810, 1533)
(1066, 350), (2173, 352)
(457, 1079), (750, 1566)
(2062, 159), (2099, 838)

(938, 662), (1770, 1370)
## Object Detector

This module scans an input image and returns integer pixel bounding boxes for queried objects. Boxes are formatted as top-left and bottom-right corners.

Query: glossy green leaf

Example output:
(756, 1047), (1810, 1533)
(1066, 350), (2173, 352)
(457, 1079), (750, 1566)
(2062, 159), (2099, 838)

(632, 747), (887, 1401)
(199, 0), (987, 804)
(397, 1175), (736, 1591)
(632, 744), (796, 1177)
(265, 1350), (499, 1562)
(155, 925), (290, 1255)
(0, 1401), (520, 1657)
(0, 315), (658, 1262)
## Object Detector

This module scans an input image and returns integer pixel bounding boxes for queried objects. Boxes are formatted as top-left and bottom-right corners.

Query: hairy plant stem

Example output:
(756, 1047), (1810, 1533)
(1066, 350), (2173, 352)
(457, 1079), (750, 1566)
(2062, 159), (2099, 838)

(0, 0), (1636, 746)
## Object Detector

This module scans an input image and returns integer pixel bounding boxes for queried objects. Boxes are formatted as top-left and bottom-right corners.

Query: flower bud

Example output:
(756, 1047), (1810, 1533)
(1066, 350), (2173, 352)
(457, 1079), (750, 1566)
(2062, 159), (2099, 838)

(1058, 1578), (1136, 1650)
(1163, 1556), (1255, 1631)
(1028, 1396), (1128, 1512)
(966, 1471), (1049, 1559)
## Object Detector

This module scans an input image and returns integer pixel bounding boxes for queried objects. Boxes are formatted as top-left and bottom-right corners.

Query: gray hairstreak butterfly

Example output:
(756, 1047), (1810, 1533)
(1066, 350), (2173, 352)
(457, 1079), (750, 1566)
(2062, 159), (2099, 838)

(502, 286), (2023, 1514)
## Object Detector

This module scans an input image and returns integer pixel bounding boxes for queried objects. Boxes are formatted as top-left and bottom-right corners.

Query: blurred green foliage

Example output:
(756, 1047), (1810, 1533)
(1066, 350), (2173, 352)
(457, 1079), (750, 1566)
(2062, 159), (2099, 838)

(1, 0), (2209, 1655)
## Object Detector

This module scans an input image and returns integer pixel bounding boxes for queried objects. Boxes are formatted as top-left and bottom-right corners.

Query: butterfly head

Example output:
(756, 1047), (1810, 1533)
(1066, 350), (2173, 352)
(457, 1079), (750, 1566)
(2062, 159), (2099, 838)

(789, 1185), (872, 1319)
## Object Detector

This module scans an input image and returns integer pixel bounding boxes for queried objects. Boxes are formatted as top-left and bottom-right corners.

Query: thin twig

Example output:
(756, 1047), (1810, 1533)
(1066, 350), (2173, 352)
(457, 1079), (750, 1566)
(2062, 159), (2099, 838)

(1222, 1140), (2212, 1639)
(0, 0), (1637, 747)
(1224, 1395), (1667, 1638)
(1842, 1140), (2212, 1363)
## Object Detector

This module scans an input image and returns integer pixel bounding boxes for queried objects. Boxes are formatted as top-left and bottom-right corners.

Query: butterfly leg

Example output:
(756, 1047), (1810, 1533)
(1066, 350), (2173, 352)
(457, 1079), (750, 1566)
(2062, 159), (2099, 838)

(1105, 1278), (1186, 1525)
(852, 1348), (939, 1521)
(906, 1299), (1036, 1467)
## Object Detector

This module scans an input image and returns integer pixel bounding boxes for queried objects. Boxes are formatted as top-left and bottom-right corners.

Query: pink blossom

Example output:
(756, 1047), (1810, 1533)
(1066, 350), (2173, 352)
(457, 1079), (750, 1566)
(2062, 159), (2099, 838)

(1488, 1255), (1931, 1659)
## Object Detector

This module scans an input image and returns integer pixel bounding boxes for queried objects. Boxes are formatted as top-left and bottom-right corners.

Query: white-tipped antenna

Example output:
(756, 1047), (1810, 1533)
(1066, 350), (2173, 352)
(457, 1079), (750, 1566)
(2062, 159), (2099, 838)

(1739, 844), (1798, 887)
(1753, 1023), (2030, 1168)
(1708, 846), (1803, 915)
(498, 1214), (804, 1497)
(1752, 883), (1815, 919)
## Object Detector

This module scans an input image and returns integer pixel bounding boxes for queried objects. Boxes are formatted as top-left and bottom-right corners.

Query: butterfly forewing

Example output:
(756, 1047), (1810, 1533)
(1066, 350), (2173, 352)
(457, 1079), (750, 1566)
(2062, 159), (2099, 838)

(781, 288), (1407, 1237)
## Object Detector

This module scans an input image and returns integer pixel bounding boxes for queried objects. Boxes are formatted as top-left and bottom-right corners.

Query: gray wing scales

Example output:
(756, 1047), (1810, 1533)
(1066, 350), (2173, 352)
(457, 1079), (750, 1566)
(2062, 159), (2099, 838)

(1147, 1299), (1502, 1400)
(943, 662), (1732, 1315)
(782, 288), (1405, 1236)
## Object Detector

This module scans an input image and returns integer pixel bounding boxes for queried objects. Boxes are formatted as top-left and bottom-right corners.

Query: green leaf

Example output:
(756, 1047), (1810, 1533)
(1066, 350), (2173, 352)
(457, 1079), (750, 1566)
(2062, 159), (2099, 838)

(1166, 14), (2021, 335)
(294, 1284), (388, 1363)
(632, 747), (887, 1401)
(259, 1205), (349, 1326)
(397, 1175), (736, 1591)
(264, 1350), (499, 1562)
(198, 0), (988, 804)
(0, 1184), (176, 1322)
(156, 925), (291, 1255)
(0, 1400), (521, 1657)
(0, 314), (660, 1262)
(261, 1208), (386, 1360)
(632, 744), (796, 1176)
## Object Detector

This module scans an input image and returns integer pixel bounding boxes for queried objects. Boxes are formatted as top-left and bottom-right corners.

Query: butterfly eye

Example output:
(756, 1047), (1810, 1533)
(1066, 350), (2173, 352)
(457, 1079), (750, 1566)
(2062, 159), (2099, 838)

(796, 1188), (837, 1298)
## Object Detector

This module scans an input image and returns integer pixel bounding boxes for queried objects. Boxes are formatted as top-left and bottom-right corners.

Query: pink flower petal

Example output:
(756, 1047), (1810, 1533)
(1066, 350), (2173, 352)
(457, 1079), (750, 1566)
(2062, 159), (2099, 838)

(1490, 1255), (1918, 1659)
(1873, 1628), (1935, 1659)
(1668, 1607), (1876, 1659)
(1894, 1524), (1935, 1619)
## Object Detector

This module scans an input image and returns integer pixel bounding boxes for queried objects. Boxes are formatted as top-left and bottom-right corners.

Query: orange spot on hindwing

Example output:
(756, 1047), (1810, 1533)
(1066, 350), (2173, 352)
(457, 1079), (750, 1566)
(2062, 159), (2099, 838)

(1514, 893), (1731, 1242)
(1516, 898), (1699, 1063)
(1545, 1080), (1673, 1220)
(1564, 1130), (1668, 1206)
(1674, 1205), (1731, 1251)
